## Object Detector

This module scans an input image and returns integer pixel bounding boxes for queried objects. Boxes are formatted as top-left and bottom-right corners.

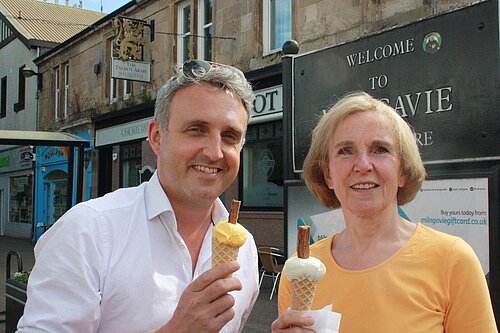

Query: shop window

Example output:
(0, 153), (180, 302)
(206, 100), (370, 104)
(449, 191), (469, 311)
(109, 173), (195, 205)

(177, 1), (192, 63)
(198, 0), (213, 61)
(241, 120), (283, 208)
(9, 174), (33, 224)
(263, 0), (292, 55)
(44, 170), (68, 225)
(121, 142), (142, 188)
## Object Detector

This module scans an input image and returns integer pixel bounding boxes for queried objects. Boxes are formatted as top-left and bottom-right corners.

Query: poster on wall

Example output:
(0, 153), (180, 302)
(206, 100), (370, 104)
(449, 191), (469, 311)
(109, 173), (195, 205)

(402, 178), (489, 274)
(289, 178), (490, 275)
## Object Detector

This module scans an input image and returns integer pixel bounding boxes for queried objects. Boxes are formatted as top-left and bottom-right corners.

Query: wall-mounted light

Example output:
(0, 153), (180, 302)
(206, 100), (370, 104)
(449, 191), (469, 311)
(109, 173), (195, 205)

(22, 67), (42, 91)
(93, 63), (101, 75)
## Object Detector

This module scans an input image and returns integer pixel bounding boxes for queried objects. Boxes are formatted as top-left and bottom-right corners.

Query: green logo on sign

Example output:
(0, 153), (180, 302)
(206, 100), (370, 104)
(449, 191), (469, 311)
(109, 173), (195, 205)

(0, 156), (10, 168)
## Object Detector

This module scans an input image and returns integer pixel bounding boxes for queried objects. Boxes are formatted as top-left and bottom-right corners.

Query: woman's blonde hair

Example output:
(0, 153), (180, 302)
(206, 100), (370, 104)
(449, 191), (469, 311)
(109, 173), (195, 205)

(303, 91), (426, 208)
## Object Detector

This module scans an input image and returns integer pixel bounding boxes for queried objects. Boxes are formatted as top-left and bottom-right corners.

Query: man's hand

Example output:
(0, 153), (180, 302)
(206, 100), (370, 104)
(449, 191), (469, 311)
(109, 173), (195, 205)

(152, 261), (242, 333)
(271, 310), (315, 333)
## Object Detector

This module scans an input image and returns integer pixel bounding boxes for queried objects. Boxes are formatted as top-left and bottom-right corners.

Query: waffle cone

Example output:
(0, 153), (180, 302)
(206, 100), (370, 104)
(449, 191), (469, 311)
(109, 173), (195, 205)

(212, 238), (239, 276)
(290, 277), (317, 311)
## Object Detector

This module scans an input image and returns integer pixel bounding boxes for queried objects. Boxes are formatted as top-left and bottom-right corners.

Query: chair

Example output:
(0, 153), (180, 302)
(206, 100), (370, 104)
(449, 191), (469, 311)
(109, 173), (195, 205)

(258, 246), (284, 300)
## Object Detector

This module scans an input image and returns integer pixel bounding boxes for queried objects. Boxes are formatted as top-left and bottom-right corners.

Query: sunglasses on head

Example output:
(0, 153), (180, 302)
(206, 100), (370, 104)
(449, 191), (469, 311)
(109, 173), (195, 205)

(182, 59), (245, 80)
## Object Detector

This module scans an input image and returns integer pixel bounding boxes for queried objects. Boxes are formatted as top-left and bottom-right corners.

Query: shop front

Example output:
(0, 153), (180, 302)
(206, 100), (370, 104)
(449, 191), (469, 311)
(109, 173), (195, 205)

(33, 130), (92, 240)
(94, 104), (155, 197)
(237, 64), (286, 249)
(0, 146), (34, 238)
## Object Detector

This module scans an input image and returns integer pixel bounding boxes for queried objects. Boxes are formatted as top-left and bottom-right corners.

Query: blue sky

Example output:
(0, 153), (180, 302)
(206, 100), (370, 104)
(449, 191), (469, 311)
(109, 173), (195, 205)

(83, 0), (131, 13)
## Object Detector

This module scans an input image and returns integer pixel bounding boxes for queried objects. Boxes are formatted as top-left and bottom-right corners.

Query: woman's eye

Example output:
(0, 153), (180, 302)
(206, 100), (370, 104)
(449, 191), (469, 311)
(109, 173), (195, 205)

(374, 146), (389, 154)
(338, 147), (351, 155)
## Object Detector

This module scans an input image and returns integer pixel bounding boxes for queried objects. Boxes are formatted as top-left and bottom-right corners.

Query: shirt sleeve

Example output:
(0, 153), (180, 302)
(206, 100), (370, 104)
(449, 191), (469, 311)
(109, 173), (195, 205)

(16, 205), (106, 333)
(444, 238), (498, 333)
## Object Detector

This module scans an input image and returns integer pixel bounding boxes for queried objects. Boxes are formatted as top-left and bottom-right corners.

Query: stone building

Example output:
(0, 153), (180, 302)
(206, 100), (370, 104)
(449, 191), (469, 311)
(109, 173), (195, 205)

(0, 0), (104, 238)
(33, 0), (483, 249)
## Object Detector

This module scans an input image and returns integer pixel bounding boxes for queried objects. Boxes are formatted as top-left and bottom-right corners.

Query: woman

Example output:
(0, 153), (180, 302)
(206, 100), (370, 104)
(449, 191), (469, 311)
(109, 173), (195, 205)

(272, 92), (497, 332)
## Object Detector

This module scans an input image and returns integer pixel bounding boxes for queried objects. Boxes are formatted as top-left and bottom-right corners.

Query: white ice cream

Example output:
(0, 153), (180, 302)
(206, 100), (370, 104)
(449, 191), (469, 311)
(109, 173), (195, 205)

(283, 256), (326, 281)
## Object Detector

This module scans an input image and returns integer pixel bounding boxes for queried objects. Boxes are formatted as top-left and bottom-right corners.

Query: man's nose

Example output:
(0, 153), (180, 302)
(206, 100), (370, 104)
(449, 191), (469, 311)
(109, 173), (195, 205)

(203, 135), (224, 161)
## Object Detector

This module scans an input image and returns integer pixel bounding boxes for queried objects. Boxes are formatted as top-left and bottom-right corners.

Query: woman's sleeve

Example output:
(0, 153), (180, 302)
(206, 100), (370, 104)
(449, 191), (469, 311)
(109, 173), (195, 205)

(444, 238), (497, 333)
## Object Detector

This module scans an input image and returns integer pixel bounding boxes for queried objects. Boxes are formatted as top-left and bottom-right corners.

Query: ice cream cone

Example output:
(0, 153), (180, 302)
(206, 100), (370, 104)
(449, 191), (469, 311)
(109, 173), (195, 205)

(291, 277), (317, 311)
(284, 226), (326, 311)
(211, 200), (246, 277)
(212, 238), (239, 267)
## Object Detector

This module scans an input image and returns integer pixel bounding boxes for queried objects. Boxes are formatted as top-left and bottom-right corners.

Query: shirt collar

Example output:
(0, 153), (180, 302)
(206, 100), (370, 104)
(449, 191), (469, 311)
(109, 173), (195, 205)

(145, 171), (229, 222)
(145, 171), (174, 220)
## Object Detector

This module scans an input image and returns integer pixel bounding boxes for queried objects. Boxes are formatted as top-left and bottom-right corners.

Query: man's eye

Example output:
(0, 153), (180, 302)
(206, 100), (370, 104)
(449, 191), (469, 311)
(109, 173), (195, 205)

(187, 127), (203, 134)
(223, 133), (240, 143)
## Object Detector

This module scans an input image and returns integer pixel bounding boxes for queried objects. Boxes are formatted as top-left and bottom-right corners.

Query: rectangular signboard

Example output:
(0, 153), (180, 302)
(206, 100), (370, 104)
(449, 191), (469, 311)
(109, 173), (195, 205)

(111, 58), (151, 83)
(291, 0), (499, 173)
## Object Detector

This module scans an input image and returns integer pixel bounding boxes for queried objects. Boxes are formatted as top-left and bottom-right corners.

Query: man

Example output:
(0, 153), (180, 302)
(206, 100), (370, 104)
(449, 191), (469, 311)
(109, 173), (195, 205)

(17, 60), (259, 333)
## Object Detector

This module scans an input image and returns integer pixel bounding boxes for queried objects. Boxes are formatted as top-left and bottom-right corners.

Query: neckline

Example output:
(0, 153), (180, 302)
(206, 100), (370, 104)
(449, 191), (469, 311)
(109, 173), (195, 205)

(329, 223), (421, 273)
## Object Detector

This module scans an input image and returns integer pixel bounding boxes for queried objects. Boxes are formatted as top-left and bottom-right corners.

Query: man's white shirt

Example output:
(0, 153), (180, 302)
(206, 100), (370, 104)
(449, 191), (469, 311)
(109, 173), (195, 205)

(17, 172), (259, 333)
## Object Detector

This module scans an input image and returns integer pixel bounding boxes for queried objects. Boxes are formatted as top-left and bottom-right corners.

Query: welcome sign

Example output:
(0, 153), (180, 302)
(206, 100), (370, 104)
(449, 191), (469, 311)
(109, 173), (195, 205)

(291, 0), (498, 173)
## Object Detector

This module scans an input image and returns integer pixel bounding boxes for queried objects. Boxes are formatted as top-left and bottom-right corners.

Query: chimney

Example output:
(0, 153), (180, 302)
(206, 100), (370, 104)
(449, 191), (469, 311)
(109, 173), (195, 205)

(65, 0), (69, 5)
(79, 0), (83, 9)
(55, 0), (59, 4)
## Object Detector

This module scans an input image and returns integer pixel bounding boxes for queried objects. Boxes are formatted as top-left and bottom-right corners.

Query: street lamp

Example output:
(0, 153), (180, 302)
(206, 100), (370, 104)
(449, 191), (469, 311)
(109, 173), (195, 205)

(22, 67), (42, 91)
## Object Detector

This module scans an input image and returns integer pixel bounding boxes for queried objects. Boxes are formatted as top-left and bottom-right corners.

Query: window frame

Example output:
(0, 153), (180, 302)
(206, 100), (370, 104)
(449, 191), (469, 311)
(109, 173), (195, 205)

(63, 63), (69, 118)
(197, 0), (213, 61)
(14, 65), (25, 112)
(123, 79), (132, 100)
(1, 76), (7, 118)
(177, 1), (192, 64)
(263, 0), (292, 56)
(54, 67), (60, 120)
(110, 77), (118, 104)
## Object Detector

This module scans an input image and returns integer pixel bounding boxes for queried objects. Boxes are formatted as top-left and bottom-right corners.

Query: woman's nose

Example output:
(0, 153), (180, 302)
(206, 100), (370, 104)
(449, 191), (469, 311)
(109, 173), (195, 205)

(353, 152), (373, 173)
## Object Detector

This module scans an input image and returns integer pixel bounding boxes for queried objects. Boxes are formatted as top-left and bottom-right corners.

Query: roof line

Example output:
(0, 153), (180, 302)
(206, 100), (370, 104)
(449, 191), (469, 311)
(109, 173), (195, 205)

(33, 0), (139, 65)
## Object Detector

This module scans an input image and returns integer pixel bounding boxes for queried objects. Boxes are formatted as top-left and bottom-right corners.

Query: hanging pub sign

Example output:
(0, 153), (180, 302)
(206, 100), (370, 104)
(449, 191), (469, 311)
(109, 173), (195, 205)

(290, 0), (499, 173)
(111, 16), (151, 83)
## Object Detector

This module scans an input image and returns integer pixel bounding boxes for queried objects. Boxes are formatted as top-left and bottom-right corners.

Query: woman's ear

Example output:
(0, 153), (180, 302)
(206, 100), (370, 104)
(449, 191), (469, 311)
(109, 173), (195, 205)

(323, 163), (334, 190)
(398, 171), (406, 188)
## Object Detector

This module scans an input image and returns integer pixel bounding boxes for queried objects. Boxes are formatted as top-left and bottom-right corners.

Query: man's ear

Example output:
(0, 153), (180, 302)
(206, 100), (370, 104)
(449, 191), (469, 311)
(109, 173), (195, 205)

(148, 119), (162, 156)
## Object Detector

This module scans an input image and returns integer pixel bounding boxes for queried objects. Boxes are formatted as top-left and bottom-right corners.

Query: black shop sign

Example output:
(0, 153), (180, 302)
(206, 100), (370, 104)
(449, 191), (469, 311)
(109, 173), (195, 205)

(290, 0), (499, 173)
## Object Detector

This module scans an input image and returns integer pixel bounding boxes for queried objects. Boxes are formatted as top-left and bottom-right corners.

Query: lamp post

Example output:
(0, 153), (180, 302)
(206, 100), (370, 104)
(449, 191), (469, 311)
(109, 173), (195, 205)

(22, 67), (42, 241)
(22, 67), (42, 131)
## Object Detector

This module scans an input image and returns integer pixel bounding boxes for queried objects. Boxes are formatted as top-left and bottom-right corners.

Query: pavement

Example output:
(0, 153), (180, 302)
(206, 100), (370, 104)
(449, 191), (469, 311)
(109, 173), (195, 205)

(0, 235), (278, 333)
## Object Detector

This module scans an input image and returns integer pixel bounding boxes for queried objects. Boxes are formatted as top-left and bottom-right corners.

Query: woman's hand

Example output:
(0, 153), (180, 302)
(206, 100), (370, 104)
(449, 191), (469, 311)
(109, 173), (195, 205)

(271, 310), (316, 332)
